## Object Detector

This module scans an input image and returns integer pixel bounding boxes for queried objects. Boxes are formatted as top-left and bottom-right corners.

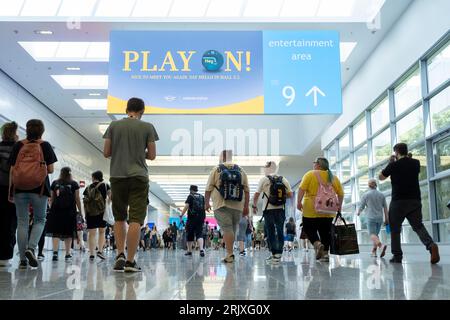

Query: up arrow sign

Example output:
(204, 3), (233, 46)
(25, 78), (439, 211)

(305, 86), (326, 107)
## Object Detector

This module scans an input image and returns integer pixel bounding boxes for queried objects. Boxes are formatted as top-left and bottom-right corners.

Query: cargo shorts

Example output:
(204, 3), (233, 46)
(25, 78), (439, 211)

(110, 176), (149, 225)
(214, 207), (242, 234)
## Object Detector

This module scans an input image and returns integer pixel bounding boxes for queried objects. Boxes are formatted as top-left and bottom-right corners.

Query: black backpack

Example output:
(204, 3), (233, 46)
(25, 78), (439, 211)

(216, 164), (243, 201)
(0, 144), (13, 187)
(190, 193), (205, 217)
(53, 181), (75, 210)
(264, 175), (287, 209)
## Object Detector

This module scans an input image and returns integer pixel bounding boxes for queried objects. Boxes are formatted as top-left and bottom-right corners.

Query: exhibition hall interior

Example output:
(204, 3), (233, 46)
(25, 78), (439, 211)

(0, 0), (449, 301)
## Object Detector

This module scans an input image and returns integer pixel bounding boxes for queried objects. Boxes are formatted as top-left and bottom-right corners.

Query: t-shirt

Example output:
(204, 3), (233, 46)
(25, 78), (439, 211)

(170, 224), (178, 236)
(50, 179), (80, 212)
(185, 193), (206, 219)
(83, 181), (110, 200)
(9, 140), (58, 197)
(257, 175), (292, 211)
(205, 162), (250, 212)
(381, 157), (421, 201)
(103, 117), (159, 178)
(299, 170), (344, 218)
(359, 188), (387, 222)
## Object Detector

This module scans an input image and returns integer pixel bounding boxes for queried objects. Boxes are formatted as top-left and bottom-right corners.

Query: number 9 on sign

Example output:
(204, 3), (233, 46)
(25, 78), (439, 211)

(282, 86), (295, 107)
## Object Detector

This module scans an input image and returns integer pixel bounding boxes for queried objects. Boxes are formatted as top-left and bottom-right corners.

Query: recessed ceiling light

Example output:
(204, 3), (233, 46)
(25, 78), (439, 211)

(51, 75), (108, 89)
(34, 30), (53, 35)
(18, 42), (109, 61)
(75, 99), (107, 110)
(89, 93), (101, 96)
(66, 67), (81, 71)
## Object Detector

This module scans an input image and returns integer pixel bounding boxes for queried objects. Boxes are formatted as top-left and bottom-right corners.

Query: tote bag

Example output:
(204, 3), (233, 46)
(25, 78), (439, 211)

(330, 212), (359, 255)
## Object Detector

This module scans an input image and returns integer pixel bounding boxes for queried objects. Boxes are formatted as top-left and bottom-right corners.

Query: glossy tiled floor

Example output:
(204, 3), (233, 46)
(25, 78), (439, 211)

(0, 247), (449, 300)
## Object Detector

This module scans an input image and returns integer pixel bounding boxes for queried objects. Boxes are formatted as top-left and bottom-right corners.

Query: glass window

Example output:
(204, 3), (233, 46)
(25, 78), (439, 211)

(434, 135), (450, 173)
(396, 106), (424, 146)
(355, 144), (368, 173)
(353, 117), (367, 147)
(357, 174), (369, 201)
(435, 176), (450, 220)
(427, 40), (450, 92)
(421, 184), (430, 222)
(342, 181), (352, 206)
(327, 143), (337, 165)
(410, 144), (427, 180)
(394, 68), (421, 116)
(374, 161), (391, 192)
(430, 85), (450, 134)
(372, 129), (391, 164)
(339, 132), (350, 159)
(401, 223), (433, 244)
(438, 223), (450, 244)
(370, 97), (390, 134)
(340, 157), (351, 182)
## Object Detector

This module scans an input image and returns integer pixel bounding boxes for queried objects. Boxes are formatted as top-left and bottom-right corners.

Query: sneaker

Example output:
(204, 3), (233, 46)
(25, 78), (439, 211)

(239, 251), (246, 257)
(89, 255), (95, 261)
(184, 252), (192, 256)
(114, 253), (126, 272)
(52, 252), (58, 262)
(124, 260), (142, 273)
(314, 242), (325, 260)
(380, 245), (387, 258)
(37, 254), (45, 261)
(200, 250), (205, 257)
(97, 251), (106, 260)
(288, 247), (292, 253)
(0, 259), (11, 267)
(25, 249), (38, 268)
(320, 253), (330, 262)
(389, 256), (402, 263)
(272, 254), (282, 264)
(65, 254), (73, 262)
(19, 260), (28, 269)
(430, 243), (440, 264)
(222, 254), (235, 263)
(265, 255), (274, 263)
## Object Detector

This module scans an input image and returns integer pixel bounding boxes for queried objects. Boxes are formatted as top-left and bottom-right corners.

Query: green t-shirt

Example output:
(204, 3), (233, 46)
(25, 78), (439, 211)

(103, 117), (159, 178)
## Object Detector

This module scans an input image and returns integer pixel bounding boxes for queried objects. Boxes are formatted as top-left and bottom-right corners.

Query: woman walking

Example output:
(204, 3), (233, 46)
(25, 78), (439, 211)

(46, 167), (82, 262)
(297, 157), (344, 262)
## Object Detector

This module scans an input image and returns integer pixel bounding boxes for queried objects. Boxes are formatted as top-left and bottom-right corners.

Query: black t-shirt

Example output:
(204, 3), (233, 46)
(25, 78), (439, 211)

(286, 222), (296, 235)
(0, 141), (15, 187)
(9, 140), (58, 197)
(381, 157), (421, 201)
(185, 193), (206, 219)
(83, 181), (110, 200)
(170, 225), (178, 236)
(50, 179), (80, 211)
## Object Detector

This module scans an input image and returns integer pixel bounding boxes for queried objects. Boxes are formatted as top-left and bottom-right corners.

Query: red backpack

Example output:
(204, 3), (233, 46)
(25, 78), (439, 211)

(11, 139), (47, 194)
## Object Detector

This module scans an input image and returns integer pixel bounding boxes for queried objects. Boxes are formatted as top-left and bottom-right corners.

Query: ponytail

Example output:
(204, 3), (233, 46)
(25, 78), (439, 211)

(327, 169), (334, 184)
(316, 157), (333, 183)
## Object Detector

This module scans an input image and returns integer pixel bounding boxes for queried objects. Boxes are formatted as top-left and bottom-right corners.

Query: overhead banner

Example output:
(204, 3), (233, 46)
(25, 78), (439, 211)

(108, 31), (342, 114)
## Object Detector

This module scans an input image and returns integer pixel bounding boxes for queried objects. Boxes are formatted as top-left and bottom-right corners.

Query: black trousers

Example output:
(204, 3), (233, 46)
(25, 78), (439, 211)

(302, 217), (334, 251)
(389, 199), (434, 258)
(0, 186), (17, 260)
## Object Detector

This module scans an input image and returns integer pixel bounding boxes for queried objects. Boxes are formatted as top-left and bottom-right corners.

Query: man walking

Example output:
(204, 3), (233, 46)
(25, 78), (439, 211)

(205, 150), (250, 263)
(253, 161), (292, 264)
(180, 185), (206, 257)
(357, 179), (388, 258)
(379, 143), (439, 264)
(103, 97), (159, 272)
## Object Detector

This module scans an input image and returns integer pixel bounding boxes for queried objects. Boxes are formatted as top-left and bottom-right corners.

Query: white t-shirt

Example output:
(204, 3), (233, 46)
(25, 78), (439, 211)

(257, 175), (292, 211)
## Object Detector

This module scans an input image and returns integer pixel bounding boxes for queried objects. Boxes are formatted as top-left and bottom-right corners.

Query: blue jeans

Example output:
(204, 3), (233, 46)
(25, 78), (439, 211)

(263, 209), (285, 255)
(14, 193), (48, 261)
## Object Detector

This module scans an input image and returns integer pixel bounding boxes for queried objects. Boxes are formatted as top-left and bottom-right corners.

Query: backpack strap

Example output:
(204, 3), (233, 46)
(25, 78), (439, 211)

(313, 170), (329, 186)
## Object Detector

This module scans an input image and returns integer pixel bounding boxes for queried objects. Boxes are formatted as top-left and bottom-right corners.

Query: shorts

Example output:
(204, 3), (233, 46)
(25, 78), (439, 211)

(186, 218), (203, 242)
(110, 176), (149, 225)
(86, 214), (107, 229)
(236, 217), (248, 242)
(368, 220), (382, 236)
(286, 234), (295, 242)
(214, 207), (242, 234)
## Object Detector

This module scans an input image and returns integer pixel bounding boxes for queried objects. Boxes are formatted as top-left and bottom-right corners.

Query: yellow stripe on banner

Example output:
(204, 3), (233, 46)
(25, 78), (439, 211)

(107, 95), (264, 114)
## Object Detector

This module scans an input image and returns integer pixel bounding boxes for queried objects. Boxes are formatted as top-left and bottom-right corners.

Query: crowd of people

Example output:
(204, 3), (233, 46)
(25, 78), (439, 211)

(0, 97), (441, 274)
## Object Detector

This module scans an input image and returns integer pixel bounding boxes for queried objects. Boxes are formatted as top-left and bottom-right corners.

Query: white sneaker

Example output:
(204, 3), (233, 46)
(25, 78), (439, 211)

(272, 254), (282, 264)
(0, 259), (11, 267)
